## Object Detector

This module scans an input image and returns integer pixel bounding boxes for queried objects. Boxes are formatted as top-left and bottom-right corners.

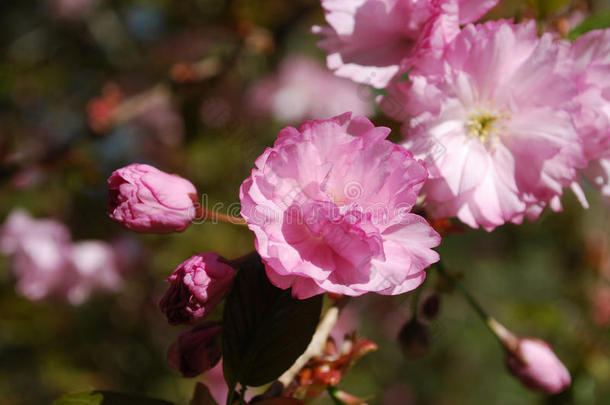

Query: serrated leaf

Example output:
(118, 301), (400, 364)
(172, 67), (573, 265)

(222, 253), (323, 388)
(52, 391), (175, 405)
(568, 10), (610, 40)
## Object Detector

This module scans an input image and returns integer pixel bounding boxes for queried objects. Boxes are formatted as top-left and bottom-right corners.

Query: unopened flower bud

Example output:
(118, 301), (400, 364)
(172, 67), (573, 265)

(397, 318), (430, 359)
(107, 163), (197, 233)
(419, 293), (441, 321)
(167, 322), (222, 378)
(505, 338), (571, 395)
(159, 252), (235, 325)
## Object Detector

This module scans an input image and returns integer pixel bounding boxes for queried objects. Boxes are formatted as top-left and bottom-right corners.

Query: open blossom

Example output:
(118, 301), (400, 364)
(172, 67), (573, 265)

(312, 0), (498, 88)
(570, 29), (610, 197)
(107, 163), (198, 233)
(506, 338), (571, 394)
(246, 55), (373, 123)
(381, 21), (586, 230)
(1, 209), (122, 304)
(240, 113), (440, 299)
(167, 322), (222, 377)
(458, 0), (498, 24)
(159, 252), (235, 325)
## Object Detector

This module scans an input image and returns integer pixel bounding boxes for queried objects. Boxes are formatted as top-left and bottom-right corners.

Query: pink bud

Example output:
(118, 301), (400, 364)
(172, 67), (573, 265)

(107, 163), (197, 233)
(506, 338), (571, 395)
(159, 252), (235, 325)
(167, 322), (222, 377)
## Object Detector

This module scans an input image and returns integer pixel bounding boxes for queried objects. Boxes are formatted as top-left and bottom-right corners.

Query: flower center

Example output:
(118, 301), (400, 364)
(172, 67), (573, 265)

(466, 109), (508, 143)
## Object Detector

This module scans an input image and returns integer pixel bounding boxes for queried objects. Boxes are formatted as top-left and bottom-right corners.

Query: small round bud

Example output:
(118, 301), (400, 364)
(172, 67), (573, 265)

(397, 318), (430, 359)
(167, 322), (222, 378)
(159, 252), (235, 325)
(107, 163), (197, 233)
(419, 293), (441, 321)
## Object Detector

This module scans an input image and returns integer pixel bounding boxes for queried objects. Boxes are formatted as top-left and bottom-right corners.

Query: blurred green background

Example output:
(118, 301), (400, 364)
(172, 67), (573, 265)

(1, 0), (610, 404)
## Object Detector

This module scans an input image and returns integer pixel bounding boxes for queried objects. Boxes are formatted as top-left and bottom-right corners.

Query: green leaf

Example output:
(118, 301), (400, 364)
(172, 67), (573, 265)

(52, 391), (175, 405)
(568, 10), (610, 40)
(222, 253), (323, 388)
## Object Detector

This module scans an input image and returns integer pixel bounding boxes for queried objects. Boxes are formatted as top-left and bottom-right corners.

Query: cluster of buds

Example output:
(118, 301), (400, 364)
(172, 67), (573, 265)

(285, 333), (377, 403)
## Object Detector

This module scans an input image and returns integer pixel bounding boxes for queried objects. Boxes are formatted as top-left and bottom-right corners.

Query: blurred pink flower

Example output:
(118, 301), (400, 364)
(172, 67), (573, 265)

(570, 29), (610, 197)
(330, 304), (359, 346)
(159, 252), (235, 325)
(312, 0), (497, 88)
(130, 90), (185, 147)
(49, 0), (97, 20)
(167, 322), (222, 378)
(381, 21), (586, 231)
(0, 209), (70, 256)
(1, 209), (122, 304)
(1, 210), (72, 301)
(506, 338), (571, 395)
(107, 163), (198, 233)
(240, 113), (440, 298)
(66, 241), (123, 305)
(247, 56), (372, 123)
(202, 361), (229, 404)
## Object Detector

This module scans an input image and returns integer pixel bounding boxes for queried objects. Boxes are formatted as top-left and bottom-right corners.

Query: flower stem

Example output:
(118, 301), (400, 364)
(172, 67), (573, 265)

(277, 296), (350, 387)
(195, 205), (248, 225)
(435, 263), (518, 349)
(239, 385), (247, 405)
(435, 263), (489, 322)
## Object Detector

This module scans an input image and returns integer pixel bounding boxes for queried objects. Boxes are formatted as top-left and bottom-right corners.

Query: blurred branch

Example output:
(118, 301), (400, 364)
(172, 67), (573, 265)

(436, 263), (519, 350)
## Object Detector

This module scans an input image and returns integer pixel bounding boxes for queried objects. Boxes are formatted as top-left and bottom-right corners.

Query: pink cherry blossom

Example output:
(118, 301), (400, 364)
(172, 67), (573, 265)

(1, 209), (122, 303)
(312, 0), (498, 88)
(381, 21), (586, 231)
(240, 113), (440, 299)
(458, 0), (498, 24)
(570, 29), (610, 197)
(159, 252), (235, 325)
(107, 163), (198, 233)
(506, 338), (571, 394)
(65, 241), (123, 305)
(1, 210), (72, 301)
(49, 0), (98, 20)
(246, 55), (373, 123)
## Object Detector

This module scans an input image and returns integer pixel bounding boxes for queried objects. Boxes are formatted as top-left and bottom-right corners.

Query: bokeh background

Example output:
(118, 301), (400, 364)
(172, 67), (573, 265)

(1, 0), (610, 404)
